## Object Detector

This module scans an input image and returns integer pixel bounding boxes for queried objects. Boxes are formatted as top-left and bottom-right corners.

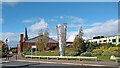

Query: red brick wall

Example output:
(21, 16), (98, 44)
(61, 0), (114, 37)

(22, 42), (59, 52)
(22, 42), (35, 52)
(20, 41), (72, 53)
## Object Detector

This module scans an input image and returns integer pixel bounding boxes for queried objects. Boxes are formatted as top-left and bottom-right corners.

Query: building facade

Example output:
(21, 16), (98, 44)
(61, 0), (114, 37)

(18, 28), (72, 55)
(87, 35), (120, 46)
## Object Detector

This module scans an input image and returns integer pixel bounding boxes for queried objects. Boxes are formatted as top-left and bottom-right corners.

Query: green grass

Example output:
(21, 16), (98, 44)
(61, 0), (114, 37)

(26, 57), (96, 61)
(94, 56), (116, 62)
(25, 52), (119, 63)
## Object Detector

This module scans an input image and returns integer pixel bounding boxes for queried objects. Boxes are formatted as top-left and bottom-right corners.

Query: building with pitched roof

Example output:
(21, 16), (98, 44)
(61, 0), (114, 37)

(18, 28), (72, 55)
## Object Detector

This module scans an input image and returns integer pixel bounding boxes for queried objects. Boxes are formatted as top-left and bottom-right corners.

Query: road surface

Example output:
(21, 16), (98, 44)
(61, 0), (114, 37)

(1, 61), (118, 68)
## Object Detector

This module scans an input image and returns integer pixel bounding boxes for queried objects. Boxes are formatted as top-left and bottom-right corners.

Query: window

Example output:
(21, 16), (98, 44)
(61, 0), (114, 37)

(104, 40), (107, 42)
(112, 39), (116, 42)
(109, 39), (111, 41)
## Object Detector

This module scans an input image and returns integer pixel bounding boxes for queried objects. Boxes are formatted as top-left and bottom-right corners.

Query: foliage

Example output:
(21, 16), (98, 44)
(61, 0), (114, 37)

(1, 42), (9, 57)
(43, 29), (49, 50)
(37, 29), (44, 52)
(102, 51), (112, 56)
(25, 46), (31, 53)
(65, 48), (79, 56)
(72, 27), (85, 52)
(92, 49), (104, 56)
(85, 41), (101, 52)
(102, 43), (115, 49)
(11, 49), (17, 53)
(80, 52), (92, 56)
(37, 29), (49, 52)
(92, 46), (120, 57)
(47, 46), (56, 50)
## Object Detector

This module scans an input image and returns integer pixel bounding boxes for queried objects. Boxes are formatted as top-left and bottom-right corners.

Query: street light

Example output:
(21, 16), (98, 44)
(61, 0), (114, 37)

(5, 38), (8, 44)
(5, 38), (9, 60)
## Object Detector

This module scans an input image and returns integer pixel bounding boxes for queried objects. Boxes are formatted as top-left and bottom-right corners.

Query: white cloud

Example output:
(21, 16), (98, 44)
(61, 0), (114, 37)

(29, 18), (48, 32)
(47, 19), (57, 22)
(90, 22), (102, 26)
(49, 35), (58, 41)
(7, 40), (19, 48)
(68, 24), (87, 28)
(67, 19), (118, 42)
(60, 16), (64, 19)
(28, 33), (38, 38)
(67, 16), (84, 23)
(1, 32), (19, 42)
(68, 24), (82, 27)
(23, 20), (33, 23)
(67, 31), (78, 42)
(1, 32), (19, 38)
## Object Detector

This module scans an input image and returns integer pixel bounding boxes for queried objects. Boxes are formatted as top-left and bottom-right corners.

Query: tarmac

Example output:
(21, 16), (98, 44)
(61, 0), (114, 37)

(2, 55), (120, 68)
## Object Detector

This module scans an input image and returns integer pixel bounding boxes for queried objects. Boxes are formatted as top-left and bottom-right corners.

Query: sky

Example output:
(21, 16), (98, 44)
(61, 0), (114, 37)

(0, 2), (118, 48)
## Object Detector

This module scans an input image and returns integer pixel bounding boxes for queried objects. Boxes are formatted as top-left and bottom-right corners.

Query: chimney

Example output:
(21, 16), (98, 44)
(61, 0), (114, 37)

(18, 34), (24, 55)
(20, 34), (24, 42)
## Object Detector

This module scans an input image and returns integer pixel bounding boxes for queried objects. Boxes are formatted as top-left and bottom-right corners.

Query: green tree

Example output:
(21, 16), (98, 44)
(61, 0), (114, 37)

(25, 46), (31, 53)
(43, 29), (49, 50)
(85, 41), (101, 52)
(37, 28), (49, 52)
(72, 27), (85, 52)
(37, 29), (44, 52)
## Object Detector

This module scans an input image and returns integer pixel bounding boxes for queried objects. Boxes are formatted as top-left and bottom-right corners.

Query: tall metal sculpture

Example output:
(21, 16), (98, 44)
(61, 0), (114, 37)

(57, 23), (67, 56)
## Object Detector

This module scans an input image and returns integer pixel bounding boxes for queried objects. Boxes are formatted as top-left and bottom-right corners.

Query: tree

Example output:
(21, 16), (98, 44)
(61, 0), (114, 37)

(72, 27), (85, 52)
(37, 29), (44, 52)
(36, 28), (49, 52)
(85, 41), (101, 52)
(1, 42), (9, 57)
(25, 46), (31, 53)
(24, 27), (28, 41)
(43, 28), (49, 50)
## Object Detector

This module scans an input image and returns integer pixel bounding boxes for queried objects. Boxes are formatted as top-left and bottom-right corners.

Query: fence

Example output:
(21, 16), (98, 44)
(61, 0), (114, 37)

(24, 55), (98, 61)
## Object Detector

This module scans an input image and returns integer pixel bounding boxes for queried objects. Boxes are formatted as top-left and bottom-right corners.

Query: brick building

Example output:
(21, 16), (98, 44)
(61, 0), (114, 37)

(18, 28), (72, 55)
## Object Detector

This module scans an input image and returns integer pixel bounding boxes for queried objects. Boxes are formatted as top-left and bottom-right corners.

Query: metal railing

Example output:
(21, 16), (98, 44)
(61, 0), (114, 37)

(24, 55), (98, 61)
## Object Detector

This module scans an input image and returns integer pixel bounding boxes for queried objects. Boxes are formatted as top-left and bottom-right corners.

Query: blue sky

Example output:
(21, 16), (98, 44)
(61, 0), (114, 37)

(1, 2), (118, 47)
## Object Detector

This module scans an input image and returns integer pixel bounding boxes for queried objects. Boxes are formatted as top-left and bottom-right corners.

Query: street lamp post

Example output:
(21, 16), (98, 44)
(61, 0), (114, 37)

(5, 38), (9, 60)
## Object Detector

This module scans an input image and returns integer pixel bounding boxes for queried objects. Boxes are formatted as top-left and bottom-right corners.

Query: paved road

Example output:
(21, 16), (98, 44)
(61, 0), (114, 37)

(1, 61), (119, 68)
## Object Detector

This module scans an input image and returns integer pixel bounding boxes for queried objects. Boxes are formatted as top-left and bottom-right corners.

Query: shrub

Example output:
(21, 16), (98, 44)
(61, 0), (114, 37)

(80, 52), (92, 56)
(65, 50), (79, 56)
(108, 47), (120, 52)
(92, 49), (104, 56)
(102, 51), (112, 56)
(111, 52), (120, 57)
(25, 46), (31, 53)
(12, 49), (17, 53)
(48, 46), (56, 50)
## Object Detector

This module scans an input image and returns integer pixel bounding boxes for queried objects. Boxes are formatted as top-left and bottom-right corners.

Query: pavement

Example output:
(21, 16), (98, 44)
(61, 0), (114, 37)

(1, 55), (120, 68)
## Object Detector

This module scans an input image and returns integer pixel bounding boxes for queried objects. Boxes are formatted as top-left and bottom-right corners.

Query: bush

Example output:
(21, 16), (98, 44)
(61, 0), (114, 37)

(80, 52), (92, 56)
(102, 51), (112, 56)
(65, 50), (79, 56)
(25, 46), (31, 53)
(48, 46), (56, 50)
(111, 52), (120, 57)
(12, 49), (17, 53)
(92, 49), (104, 56)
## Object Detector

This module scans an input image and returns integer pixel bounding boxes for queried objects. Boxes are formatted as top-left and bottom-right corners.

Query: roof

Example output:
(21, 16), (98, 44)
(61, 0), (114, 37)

(24, 36), (58, 43)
